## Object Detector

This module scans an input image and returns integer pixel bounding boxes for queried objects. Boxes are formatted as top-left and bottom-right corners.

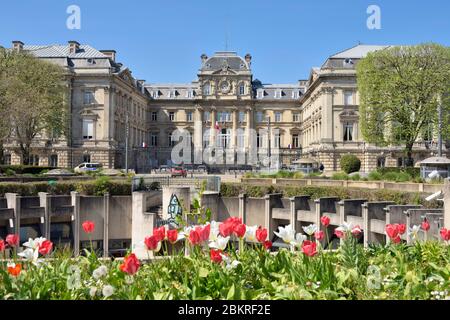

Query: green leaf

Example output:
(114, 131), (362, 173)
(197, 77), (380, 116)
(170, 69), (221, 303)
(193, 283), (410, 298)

(198, 267), (209, 278)
(226, 284), (235, 300)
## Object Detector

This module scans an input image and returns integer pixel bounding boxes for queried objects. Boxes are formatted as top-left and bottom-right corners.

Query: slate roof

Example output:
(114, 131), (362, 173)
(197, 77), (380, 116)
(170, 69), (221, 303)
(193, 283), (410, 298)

(23, 45), (108, 59)
(330, 45), (391, 59)
(201, 51), (250, 71)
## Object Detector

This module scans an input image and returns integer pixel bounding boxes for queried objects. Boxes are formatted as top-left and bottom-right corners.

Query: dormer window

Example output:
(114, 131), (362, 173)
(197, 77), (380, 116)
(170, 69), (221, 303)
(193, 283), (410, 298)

(274, 90), (282, 99)
(186, 90), (194, 98)
(152, 91), (159, 99)
(87, 58), (96, 65)
(256, 89), (264, 99)
(343, 58), (354, 68)
(168, 90), (177, 98)
(292, 90), (300, 99)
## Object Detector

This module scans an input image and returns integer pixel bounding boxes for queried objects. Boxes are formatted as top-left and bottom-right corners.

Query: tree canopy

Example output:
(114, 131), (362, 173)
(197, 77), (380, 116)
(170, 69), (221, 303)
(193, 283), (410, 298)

(0, 48), (68, 164)
(357, 43), (450, 165)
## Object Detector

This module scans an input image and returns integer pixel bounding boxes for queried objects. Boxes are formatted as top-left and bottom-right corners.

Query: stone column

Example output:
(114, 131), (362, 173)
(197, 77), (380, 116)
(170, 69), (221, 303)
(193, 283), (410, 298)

(445, 179), (450, 230)
(210, 107), (217, 147)
(321, 87), (334, 143)
(71, 192), (81, 256)
(38, 192), (51, 239)
(5, 193), (20, 241)
(132, 192), (157, 260)
(231, 108), (238, 148)
(103, 193), (110, 258)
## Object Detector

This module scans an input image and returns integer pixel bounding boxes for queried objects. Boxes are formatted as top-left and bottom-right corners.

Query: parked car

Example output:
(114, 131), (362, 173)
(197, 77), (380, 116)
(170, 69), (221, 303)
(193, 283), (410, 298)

(74, 163), (103, 173)
(159, 165), (170, 173)
(171, 166), (187, 178)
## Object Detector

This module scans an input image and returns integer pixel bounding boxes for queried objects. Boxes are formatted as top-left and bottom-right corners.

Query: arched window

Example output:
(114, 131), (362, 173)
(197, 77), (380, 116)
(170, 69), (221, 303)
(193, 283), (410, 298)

(239, 83), (245, 95)
(203, 82), (210, 95)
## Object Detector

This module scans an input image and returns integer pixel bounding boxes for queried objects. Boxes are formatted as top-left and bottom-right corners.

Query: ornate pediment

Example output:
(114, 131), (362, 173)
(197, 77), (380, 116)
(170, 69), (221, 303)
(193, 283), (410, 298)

(79, 109), (99, 119)
(339, 109), (359, 121)
(118, 68), (136, 87)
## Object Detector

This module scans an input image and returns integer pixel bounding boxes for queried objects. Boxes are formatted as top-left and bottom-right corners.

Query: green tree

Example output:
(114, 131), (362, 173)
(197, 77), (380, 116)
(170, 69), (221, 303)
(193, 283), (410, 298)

(357, 43), (450, 166)
(0, 48), (68, 165)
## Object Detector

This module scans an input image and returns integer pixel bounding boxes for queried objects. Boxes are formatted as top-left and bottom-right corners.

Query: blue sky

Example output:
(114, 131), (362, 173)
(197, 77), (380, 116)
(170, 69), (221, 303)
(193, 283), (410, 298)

(1, 0), (449, 83)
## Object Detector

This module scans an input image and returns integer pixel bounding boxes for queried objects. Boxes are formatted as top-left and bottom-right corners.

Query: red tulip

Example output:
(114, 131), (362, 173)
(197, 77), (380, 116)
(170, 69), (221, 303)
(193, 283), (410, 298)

(144, 235), (159, 251)
(153, 226), (166, 242)
(301, 240), (318, 257)
(6, 234), (19, 247)
(167, 229), (178, 244)
(196, 224), (210, 242)
(189, 229), (201, 246)
(210, 249), (223, 263)
(314, 230), (325, 241)
(119, 253), (140, 275)
(219, 221), (233, 237)
(264, 240), (273, 250)
(397, 224), (406, 235)
(0, 240), (5, 252)
(392, 235), (401, 244)
(82, 221), (95, 234)
(351, 225), (362, 237)
(334, 229), (345, 239)
(38, 240), (53, 255)
(440, 228), (450, 241)
(321, 216), (330, 227)
(256, 227), (268, 243)
(233, 224), (246, 238)
(8, 263), (21, 277)
(385, 224), (399, 239)
(421, 220), (430, 232)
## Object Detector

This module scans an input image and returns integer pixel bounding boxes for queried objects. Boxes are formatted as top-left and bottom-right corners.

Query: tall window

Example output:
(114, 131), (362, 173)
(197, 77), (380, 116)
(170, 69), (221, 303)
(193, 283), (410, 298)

(204, 111), (211, 122)
(49, 155), (58, 167)
(203, 129), (210, 148)
(217, 112), (231, 122)
(343, 122), (353, 141)
(168, 133), (175, 147)
(257, 133), (262, 148)
(83, 154), (91, 163)
(2, 154), (11, 165)
(169, 112), (175, 121)
(239, 83), (245, 95)
(293, 113), (300, 122)
(344, 91), (353, 105)
(218, 129), (231, 148)
(256, 112), (264, 123)
(203, 82), (210, 95)
(275, 112), (282, 122)
(151, 133), (158, 147)
(186, 111), (193, 122)
(82, 119), (94, 140)
(274, 133), (281, 148)
(152, 112), (157, 121)
(84, 91), (95, 105)
(239, 111), (246, 122)
(29, 155), (39, 166)
(292, 134), (299, 148)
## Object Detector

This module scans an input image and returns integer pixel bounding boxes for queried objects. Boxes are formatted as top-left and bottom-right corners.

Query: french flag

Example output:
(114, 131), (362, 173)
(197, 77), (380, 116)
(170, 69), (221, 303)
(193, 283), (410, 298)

(214, 121), (220, 131)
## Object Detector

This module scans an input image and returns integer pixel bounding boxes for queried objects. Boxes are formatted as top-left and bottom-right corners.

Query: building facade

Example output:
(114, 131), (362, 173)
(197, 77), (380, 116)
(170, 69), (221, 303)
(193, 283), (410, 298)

(2, 41), (446, 172)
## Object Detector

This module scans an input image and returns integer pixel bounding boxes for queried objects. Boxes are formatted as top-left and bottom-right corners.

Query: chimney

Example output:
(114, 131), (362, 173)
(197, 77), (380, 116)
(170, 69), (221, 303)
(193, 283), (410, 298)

(245, 53), (252, 66)
(201, 54), (208, 64)
(12, 41), (24, 52)
(100, 50), (116, 62)
(68, 40), (80, 54)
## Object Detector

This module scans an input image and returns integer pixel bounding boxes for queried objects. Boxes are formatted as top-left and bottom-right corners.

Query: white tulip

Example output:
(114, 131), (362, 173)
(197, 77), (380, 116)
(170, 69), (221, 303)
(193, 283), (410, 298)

(245, 225), (258, 242)
(302, 224), (318, 236)
(408, 225), (421, 240)
(209, 236), (230, 251)
(274, 224), (296, 243)
(291, 233), (307, 247)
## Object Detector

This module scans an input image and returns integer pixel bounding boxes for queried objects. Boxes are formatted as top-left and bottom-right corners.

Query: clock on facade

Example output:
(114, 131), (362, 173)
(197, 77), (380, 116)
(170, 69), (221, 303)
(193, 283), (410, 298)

(220, 80), (231, 94)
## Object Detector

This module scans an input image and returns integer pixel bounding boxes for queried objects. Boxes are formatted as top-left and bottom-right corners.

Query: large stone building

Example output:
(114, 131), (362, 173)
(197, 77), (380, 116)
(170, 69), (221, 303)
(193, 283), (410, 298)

(1, 41), (446, 172)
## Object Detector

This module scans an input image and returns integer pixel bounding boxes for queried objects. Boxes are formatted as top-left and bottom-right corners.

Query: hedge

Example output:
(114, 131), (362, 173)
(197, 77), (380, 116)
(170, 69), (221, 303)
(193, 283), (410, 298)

(0, 179), (131, 197)
(340, 155), (361, 174)
(0, 165), (56, 175)
(220, 183), (441, 208)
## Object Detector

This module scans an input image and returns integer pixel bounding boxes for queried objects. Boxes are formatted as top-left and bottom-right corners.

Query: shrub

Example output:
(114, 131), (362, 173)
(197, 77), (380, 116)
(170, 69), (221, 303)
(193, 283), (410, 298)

(293, 172), (304, 179)
(368, 171), (383, 181)
(350, 174), (361, 181)
(340, 155), (361, 174)
(0, 165), (55, 175)
(332, 172), (349, 180)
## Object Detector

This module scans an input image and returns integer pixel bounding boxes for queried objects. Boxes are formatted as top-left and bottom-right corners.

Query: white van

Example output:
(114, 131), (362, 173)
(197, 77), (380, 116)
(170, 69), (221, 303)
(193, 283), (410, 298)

(74, 163), (103, 173)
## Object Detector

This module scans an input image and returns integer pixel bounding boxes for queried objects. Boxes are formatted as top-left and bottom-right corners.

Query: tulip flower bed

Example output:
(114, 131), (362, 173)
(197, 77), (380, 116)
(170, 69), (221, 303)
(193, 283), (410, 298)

(1, 217), (449, 300)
